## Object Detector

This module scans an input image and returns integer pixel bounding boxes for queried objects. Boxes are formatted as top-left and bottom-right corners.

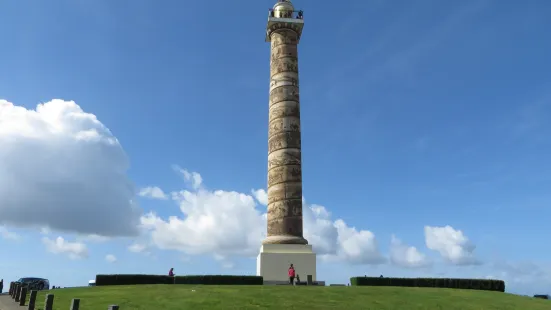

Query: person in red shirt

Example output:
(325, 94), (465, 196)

(288, 264), (296, 285)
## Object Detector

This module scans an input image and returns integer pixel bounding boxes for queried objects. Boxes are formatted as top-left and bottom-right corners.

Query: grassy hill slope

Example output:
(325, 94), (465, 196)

(25, 285), (550, 310)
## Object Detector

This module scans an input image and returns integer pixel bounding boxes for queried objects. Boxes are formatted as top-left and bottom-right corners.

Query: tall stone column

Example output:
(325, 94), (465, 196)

(263, 0), (307, 245)
(257, 1), (316, 284)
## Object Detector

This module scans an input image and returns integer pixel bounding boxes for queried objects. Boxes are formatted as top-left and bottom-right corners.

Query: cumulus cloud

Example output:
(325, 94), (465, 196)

(389, 235), (430, 268)
(173, 165), (202, 190)
(251, 189), (268, 206)
(42, 236), (88, 259)
(0, 99), (141, 237)
(425, 225), (480, 265)
(140, 168), (384, 264)
(105, 254), (117, 263)
(303, 202), (384, 264)
(141, 188), (264, 257)
(492, 261), (551, 294)
(138, 186), (168, 200)
(331, 219), (385, 264)
(0, 226), (20, 241)
(128, 242), (150, 254)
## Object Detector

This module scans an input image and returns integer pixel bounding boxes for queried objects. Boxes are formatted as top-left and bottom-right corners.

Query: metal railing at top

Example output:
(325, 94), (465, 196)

(268, 9), (304, 19)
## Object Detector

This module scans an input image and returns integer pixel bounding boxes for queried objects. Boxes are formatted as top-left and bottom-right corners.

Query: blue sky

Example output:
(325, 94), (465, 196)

(1, 0), (550, 296)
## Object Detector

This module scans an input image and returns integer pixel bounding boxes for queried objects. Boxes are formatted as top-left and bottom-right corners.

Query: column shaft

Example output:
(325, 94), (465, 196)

(264, 29), (307, 245)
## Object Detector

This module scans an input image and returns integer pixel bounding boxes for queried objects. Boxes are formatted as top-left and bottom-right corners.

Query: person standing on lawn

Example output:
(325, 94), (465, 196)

(169, 268), (175, 277)
(288, 264), (296, 285)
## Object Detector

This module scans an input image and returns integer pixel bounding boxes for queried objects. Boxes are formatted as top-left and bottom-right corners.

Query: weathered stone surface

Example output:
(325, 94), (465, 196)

(269, 101), (300, 122)
(270, 75), (299, 91)
(268, 165), (302, 187)
(270, 30), (299, 46)
(268, 131), (301, 153)
(268, 199), (303, 218)
(264, 23), (306, 245)
(267, 182), (302, 204)
(269, 85), (299, 106)
(268, 149), (301, 170)
(267, 217), (303, 236)
(270, 57), (298, 75)
(271, 44), (298, 59)
(268, 116), (300, 138)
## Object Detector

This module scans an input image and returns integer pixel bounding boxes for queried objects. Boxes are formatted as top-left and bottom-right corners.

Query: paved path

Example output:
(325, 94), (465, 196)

(0, 294), (26, 310)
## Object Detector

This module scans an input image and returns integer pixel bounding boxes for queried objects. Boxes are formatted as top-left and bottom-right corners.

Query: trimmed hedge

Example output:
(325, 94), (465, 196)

(95, 274), (263, 286)
(96, 274), (175, 286)
(174, 275), (263, 285)
(350, 277), (505, 292)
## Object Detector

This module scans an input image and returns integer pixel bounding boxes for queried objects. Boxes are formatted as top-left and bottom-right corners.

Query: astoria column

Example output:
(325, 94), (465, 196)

(263, 0), (307, 246)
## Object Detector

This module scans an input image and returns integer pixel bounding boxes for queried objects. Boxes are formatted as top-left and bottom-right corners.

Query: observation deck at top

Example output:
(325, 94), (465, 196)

(265, 0), (304, 43)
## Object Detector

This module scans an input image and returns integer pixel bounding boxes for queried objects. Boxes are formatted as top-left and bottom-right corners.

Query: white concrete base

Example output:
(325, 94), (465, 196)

(256, 243), (317, 282)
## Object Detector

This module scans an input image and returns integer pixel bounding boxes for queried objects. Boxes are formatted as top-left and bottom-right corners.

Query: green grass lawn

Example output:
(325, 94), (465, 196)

(24, 285), (549, 310)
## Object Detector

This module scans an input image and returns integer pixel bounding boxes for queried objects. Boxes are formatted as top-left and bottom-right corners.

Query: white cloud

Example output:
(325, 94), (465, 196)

(138, 186), (168, 200)
(0, 99), (141, 237)
(389, 235), (430, 268)
(173, 166), (203, 190)
(425, 225), (479, 265)
(0, 226), (20, 241)
(494, 261), (550, 283)
(303, 202), (384, 264)
(303, 202), (339, 256)
(127, 242), (152, 256)
(251, 189), (268, 206)
(42, 236), (88, 259)
(492, 261), (551, 295)
(105, 254), (117, 263)
(128, 243), (147, 253)
(214, 254), (235, 269)
(141, 189), (263, 257)
(140, 169), (384, 264)
(331, 219), (386, 264)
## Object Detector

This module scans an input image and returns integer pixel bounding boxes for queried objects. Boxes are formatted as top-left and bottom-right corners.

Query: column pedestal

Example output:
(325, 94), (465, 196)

(256, 243), (317, 284)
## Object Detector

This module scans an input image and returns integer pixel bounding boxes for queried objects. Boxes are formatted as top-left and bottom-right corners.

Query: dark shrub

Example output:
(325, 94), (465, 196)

(95, 274), (174, 286)
(95, 274), (263, 286)
(350, 277), (505, 292)
(174, 275), (263, 285)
